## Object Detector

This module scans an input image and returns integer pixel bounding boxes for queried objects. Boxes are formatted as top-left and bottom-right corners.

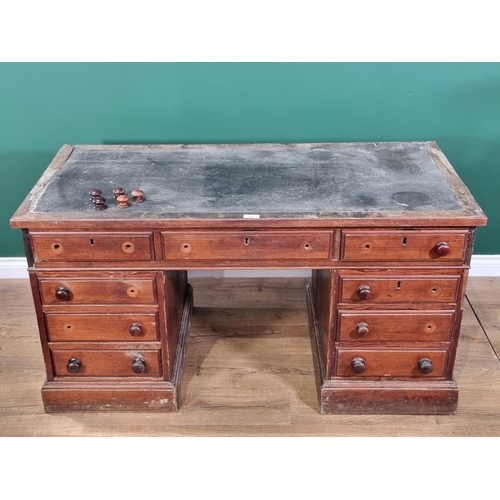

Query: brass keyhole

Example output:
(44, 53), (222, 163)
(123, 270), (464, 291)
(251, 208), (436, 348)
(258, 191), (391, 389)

(244, 237), (249, 245)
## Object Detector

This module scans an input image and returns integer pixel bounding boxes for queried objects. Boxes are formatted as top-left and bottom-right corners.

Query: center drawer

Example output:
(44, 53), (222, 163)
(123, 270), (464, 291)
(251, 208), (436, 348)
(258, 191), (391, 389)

(162, 231), (332, 261)
(45, 313), (158, 341)
(39, 277), (157, 305)
(51, 349), (161, 377)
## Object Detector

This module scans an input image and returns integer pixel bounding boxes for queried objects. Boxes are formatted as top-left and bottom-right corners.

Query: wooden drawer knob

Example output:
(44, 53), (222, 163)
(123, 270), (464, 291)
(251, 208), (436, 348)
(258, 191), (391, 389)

(435, 241), (450, 256)
(113, 187), (125, 198)
(418, 358), (434, 374)
(55, 286), (71, 301)
(131, 358), (146, 374)
(356, 322), (370, 337)
(66, 358), (81, 374)
(357, 285), (372, 300)
(89, 189), (101, 200)
(117, 195), (130, 208)
(129, 323), (143, 337)
(131, 189), (145, 203)
(351, 357), (366, 374)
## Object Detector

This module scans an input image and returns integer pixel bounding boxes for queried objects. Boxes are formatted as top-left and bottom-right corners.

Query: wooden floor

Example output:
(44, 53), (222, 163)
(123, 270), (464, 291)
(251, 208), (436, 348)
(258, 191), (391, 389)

(1, 276), (499, 436)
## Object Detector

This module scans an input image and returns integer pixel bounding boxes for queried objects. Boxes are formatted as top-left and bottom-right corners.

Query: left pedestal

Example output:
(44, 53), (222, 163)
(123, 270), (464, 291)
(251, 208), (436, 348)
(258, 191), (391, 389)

(28, 268), (193, 412)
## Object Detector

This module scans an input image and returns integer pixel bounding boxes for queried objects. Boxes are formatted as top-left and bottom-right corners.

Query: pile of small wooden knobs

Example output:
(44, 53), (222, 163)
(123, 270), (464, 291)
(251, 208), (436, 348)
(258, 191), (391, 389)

(89, 188), (145, 210)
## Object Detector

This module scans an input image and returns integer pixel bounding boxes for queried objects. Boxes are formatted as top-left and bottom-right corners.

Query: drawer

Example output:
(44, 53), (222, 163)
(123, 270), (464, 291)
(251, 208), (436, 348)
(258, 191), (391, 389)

(335, 349), (448, 378)
(39, 277), (156, 305)
(337, 311), (454, 342)
(162, 231), (332, 261)
(341, 230), (468, 262)
(46, 313), (158, 341)
(31, 232), (155, 262)
(340, 275), (460, 304)
(51, 349), (161, 377)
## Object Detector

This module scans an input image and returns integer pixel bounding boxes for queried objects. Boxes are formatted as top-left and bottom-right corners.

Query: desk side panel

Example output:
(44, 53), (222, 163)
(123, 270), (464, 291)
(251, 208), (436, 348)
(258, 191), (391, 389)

(311, 270), (335, 379)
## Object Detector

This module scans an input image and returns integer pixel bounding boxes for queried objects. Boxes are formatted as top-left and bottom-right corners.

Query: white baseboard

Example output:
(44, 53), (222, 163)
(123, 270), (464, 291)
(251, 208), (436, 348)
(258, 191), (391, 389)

(468, 255), (500, 277)
(0, 258), (29, 278)
(1, 256), (499, 279)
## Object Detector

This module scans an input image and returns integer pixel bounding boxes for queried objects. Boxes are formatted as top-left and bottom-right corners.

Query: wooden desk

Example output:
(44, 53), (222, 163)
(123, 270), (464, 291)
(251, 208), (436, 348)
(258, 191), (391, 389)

(10, 142), (487, 414)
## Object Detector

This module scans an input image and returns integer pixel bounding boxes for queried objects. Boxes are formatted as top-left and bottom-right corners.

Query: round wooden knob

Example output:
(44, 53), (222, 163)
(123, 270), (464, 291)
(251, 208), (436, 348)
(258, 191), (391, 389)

(131, 189), (145, 203)
(117, 195), (130, 208)
(435, 241), (450, 257)
(418, 358), (434, 374)
(55, 286), (71, 301)
(93, 196), (107, 210)
(66, 358), (81, 374)
(113, 187), (125, 198)
(357, 285), (372, 300)
(351, 357), (366, 374)
(356, 322), (370, 337)
(131, 358), (146, 374)
(89, 189), (101, 200)
(129, 323), (143, 337)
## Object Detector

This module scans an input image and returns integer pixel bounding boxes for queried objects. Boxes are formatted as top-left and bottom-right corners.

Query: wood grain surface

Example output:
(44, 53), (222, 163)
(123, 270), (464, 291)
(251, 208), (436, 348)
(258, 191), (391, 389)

(1, 277), (500, 436)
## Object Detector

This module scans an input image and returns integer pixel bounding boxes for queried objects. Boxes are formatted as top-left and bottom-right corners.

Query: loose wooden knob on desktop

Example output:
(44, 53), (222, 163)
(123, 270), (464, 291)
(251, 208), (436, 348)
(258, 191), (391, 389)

(55, 286), (71, 301)
(131, 189), (145, 203)
(418, 358), (434, 374)
(66, 358), (82, 374)
(117, 195), (130, 208)
(356, 322), (370, 337)
(357, 285), (372, 300)
(89, 189), (101, 200)
(129, 323), (143, 337)
(131, 358), (146, 374)
(435, 241), (450, 257)
(351, 357), (366, 374)
(113, 187), (125, 198)
(93, 196), (107, 210)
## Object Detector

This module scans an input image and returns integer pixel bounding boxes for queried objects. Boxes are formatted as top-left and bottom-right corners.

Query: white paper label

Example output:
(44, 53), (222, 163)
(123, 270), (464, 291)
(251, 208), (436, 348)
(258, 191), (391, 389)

(243, 214), (260, 218)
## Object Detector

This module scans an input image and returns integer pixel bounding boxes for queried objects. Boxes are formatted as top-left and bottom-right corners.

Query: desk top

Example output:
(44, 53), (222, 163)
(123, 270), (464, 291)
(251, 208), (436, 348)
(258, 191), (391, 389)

(11, 142), (487, 229)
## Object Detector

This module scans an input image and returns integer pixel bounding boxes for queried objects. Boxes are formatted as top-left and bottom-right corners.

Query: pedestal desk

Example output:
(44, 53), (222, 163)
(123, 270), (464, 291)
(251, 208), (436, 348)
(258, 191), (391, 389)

(10, 142), (487, 414)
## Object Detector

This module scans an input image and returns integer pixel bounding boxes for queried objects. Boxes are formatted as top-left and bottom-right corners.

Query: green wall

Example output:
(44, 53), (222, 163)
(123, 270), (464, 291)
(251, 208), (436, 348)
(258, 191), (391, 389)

(1, 63), (498, 256)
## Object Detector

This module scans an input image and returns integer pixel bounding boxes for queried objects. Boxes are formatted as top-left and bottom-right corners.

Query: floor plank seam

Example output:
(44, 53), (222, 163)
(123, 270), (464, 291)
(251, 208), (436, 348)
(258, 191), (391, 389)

(465, 293), (500, 364)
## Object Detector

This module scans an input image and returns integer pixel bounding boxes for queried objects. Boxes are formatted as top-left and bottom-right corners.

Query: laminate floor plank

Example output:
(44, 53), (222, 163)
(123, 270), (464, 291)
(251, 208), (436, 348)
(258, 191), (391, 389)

(1, 277), (500, 436)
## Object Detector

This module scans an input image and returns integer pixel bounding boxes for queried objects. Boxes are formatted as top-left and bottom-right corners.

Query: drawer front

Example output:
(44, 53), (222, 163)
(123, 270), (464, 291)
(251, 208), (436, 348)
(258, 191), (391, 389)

(40, 278), (156, 305)
(340, 276), (460, 303)
(342, 230), (467, 262)
(338, 311), (454, 342)
(51, 349), (161, 377)
(46, 313), (158, 342)
(31, 232), (154, 262)
(335, 349), (448, 378)
(162, 231), (332, 261)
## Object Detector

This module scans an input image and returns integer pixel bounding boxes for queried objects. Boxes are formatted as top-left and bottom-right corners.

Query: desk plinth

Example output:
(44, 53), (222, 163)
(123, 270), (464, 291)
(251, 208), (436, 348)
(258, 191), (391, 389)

(11, 142), (486, 414)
